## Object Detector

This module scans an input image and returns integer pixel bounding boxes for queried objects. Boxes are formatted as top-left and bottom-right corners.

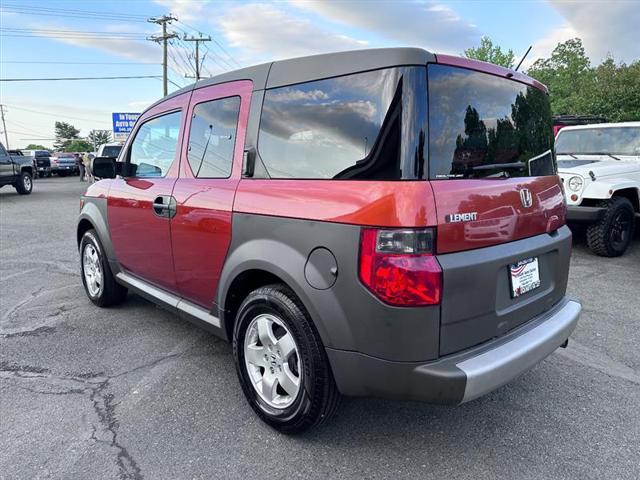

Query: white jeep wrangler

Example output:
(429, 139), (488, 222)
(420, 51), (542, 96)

(556, 122), (640, 257)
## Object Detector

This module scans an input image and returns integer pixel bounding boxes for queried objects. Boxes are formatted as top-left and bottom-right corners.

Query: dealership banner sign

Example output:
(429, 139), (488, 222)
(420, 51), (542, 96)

(112, 113), (141, 141)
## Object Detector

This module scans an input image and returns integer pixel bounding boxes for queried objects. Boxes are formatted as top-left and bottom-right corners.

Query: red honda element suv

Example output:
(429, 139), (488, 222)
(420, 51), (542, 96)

(78, 48), (581, 433)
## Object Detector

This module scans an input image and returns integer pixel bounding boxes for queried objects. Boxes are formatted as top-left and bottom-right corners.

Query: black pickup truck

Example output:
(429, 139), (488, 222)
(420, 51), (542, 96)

(0, 142), (34, 194)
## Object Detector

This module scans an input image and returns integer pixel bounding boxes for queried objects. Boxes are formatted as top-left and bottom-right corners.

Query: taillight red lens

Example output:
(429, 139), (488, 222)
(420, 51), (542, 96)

(359, 228), (442, 306)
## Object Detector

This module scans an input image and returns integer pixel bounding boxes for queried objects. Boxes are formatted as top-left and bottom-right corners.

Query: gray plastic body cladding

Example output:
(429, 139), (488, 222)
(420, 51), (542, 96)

(78, 195), (124, 276)
(436, 226), (572, 356)
(327, 297), (578, 403)
(218, 213), (441, 362)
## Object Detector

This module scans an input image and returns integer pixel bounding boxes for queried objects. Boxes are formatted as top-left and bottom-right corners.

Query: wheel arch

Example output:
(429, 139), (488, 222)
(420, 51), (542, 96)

(216, 240), (346, 348)
(77, 198), (117, 263)
(611, 187), (640, 212)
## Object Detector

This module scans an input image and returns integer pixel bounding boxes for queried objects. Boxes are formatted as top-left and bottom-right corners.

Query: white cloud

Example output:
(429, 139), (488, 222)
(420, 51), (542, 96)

(289, 0), (480, 55)
(218, 3), (367, 62)
(153, 0), (212, 23)
(529, 1), (640, 66)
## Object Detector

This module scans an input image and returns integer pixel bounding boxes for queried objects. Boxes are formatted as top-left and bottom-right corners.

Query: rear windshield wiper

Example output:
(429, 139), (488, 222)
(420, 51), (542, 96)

(468, 162), (526, 171)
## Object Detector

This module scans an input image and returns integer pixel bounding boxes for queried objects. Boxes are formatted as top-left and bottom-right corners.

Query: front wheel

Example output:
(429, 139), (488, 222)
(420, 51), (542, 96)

(15, 172), (32, 195)
(80, 229), (127, 307)
(586, 197), (636, 257)
(233, 284), (340, 433)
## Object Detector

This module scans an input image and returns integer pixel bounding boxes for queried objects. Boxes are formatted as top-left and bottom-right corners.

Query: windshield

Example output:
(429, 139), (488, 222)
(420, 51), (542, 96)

(101, 145), (122, 158)
(428, 64), (555, 179)
(556, 127), (640, 156)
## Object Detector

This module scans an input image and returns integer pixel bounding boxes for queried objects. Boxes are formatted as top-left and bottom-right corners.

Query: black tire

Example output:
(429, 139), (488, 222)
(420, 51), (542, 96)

(47, 171), (52, 178)
(80, 229), (127, 307)
(15, 171), (33, 195)
(586, 197), (636, 257)
(233, 284), (340, 433)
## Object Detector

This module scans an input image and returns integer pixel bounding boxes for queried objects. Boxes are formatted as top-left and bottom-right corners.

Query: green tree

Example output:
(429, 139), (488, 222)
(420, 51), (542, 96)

(464, 36), (515, 68)
(65, 139), (92, 152)
(54, 121), (80, 150)
(527, 38), (591, 116)
(24, 143), (48, 150)
(88, 129), (112, 150)
(527, 38), (640, 121)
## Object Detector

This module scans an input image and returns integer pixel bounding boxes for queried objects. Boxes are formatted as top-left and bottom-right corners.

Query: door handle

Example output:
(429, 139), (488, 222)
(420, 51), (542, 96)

(153, 196), (177, 218)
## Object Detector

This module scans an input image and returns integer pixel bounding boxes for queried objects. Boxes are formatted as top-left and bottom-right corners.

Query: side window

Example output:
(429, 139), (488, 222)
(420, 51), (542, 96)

(128, 111), (182, 178)
(187, 96), (240, 178)
(0, 143), (8, 156)
(257, 66), (428, 180)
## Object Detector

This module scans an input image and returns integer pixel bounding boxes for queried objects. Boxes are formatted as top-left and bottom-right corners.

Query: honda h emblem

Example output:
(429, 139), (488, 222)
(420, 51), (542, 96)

(520, 188), (533, 208)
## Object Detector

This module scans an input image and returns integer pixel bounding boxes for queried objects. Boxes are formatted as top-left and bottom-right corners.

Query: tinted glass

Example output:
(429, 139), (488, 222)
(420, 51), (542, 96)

(102, 145), (122, 158)
(128, 111), (181, 177)
(428, 64), (555, 179)
(258, 66), (428, 179)
(188, 96), (240, 178)
(0, 144), (7, 156)
(556, 127), (640, 156)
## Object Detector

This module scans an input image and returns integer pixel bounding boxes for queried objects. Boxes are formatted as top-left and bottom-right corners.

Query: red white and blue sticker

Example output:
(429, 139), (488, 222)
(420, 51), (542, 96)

(509, 257), (541, 298)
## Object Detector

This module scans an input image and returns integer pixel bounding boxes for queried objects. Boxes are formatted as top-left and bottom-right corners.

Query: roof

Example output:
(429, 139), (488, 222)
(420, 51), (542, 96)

(149, 47), (547, 110)
(557, 121), (640, 132)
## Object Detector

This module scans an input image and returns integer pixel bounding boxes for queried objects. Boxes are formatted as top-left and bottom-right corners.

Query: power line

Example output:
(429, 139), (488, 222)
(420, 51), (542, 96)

(1, 75), (161, 82)
(1, 28), (148, 36)
(1, 3), (150, 19)
(1, 4), (151, 22)
(1, 34), (149, 40)
(1, 60), (158, 65)
(176, 19), (241, 69)
(4, 105), (110, 123)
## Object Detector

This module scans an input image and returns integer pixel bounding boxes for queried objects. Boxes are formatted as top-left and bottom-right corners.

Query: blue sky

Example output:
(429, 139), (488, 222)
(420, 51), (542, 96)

(0, 0), (638, 149)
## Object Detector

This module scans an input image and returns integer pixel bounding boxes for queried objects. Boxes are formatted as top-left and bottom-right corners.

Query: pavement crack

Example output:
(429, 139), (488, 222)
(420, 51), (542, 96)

(0, 326), (56, 339)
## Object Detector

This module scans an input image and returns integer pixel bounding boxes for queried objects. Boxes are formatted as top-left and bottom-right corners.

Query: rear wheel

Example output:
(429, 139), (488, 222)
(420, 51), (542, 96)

(587, 197), (636, 257)
(15, 172), (32, 195)
(80, 229), (127, 307)
(233, 284), (340, 433)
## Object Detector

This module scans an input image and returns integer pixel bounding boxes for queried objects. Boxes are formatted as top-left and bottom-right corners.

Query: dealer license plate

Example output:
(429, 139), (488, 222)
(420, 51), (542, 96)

(509, 257), (541, 298)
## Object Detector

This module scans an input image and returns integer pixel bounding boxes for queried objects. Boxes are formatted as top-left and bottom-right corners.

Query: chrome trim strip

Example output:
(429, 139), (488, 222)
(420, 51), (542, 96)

(115, 272), (220, 328)
(176, 298), (221, 328)
(116, 271), (179, 308)
(457, 299), (581, 403)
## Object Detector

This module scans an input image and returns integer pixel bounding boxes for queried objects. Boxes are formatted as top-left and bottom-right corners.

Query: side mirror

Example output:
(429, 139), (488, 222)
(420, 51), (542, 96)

(92, 157), (116, 179)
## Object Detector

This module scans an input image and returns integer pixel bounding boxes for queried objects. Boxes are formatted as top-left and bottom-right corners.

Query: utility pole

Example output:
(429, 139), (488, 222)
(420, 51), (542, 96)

(0, 105), (9, 148)
(147, 14), (178, 96)
(183, 34), (211, 80)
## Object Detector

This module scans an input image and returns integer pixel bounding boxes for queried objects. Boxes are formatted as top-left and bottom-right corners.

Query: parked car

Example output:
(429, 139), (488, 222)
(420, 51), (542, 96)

(0, 141), (34, 194)
(78, 48), (581, 432)
(51, 152), (79, 176)
(96, 142), (123, 159)
(557, 122), (639, 256)
(23, 149), (52, 177)
(553, 114), (607, 136)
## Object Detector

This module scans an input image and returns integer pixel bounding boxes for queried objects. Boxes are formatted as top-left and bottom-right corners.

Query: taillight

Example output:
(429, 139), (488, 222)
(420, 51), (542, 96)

(359, 228), (442, 306)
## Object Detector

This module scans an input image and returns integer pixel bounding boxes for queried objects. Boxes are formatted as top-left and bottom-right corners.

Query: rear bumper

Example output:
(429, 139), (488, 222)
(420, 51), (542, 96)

(327, 297), (581, 404)
(566, 205), (606, 223)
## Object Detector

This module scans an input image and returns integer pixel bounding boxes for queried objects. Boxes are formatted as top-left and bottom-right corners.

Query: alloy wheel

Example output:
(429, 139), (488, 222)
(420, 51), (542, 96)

(243, 313), (302, 409)
(83, 243), (103, 297)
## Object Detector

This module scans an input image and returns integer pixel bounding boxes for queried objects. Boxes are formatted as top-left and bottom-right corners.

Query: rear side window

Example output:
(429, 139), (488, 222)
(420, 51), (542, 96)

(258, 67), (428, 180)
(428, 64), (555, 179)
(187, 96), (240, 178)
(128, 111), (182, 178)
(101, 145), (122, 158)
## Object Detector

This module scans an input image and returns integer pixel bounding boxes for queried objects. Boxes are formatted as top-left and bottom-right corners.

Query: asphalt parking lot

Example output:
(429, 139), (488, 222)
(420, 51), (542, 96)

(1, 176), (639, 480)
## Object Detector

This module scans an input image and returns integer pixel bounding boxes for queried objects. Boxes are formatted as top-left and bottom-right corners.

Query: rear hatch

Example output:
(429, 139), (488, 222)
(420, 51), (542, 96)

(428, 60), (569, 355)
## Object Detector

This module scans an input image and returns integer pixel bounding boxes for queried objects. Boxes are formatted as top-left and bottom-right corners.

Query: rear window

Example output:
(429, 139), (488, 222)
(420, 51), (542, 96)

(258, 66), (428, 180)
(101, 145), (122, 158)
(428, 64), (555, 179)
